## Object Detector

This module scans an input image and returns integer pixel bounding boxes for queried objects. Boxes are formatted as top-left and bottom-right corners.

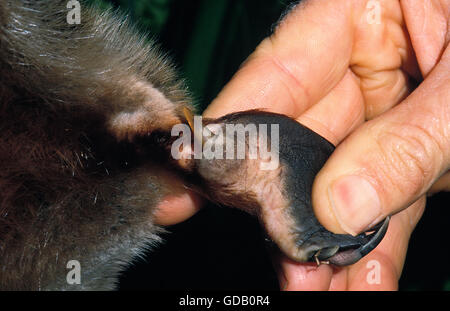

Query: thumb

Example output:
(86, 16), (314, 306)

(313, 46), (450, 235)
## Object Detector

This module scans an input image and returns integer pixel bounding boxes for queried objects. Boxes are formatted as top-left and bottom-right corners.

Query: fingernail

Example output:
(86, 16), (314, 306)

(328, 175), (382, 236)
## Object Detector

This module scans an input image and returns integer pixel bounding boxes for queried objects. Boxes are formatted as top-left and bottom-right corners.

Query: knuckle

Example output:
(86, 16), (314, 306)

(373, 122), (443, 198)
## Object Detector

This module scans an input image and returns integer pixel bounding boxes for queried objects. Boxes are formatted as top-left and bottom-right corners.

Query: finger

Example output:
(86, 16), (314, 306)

(204, 0), (355, 119)
(401, 0), (450, 77)
(153, 191), (202, 226)
(351, 0), (419, 119)
(152, 172), (203, 226)
(313, 46), (450, 235)
(297, 69), (365, 145)
(346, 196), (425, 290)
(328, 267), (349, 291)
(277, 257), (333, 291)
(346, 251), (398, 290)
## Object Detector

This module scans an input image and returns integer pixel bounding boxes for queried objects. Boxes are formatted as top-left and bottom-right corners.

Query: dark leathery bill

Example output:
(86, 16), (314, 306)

(190, 111), (390, 266)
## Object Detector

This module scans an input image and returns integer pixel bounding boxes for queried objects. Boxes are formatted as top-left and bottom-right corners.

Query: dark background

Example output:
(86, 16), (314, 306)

(86, 0), (450, 290)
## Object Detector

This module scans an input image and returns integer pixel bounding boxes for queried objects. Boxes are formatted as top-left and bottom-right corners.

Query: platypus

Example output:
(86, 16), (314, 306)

(0, 0), (388, 290)
(180, 110), (389, 266)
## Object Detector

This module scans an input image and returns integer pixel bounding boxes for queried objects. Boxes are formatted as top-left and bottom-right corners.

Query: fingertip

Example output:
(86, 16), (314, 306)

(278, 256), (333, 291)
(153, 190), (203, 226)
(312, 168), (348, 234)
(347, 252), (398, 291)
(346, 199), (426, 290)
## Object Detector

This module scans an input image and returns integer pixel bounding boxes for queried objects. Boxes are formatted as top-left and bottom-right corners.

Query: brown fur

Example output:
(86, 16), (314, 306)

(0, 0), (192, 290)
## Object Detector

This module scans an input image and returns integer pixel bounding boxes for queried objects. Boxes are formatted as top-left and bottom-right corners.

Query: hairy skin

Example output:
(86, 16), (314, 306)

(0, 0), (195, 290)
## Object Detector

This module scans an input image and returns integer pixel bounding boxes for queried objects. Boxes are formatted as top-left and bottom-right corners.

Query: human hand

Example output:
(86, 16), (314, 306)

(204, 0), (449, 290)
